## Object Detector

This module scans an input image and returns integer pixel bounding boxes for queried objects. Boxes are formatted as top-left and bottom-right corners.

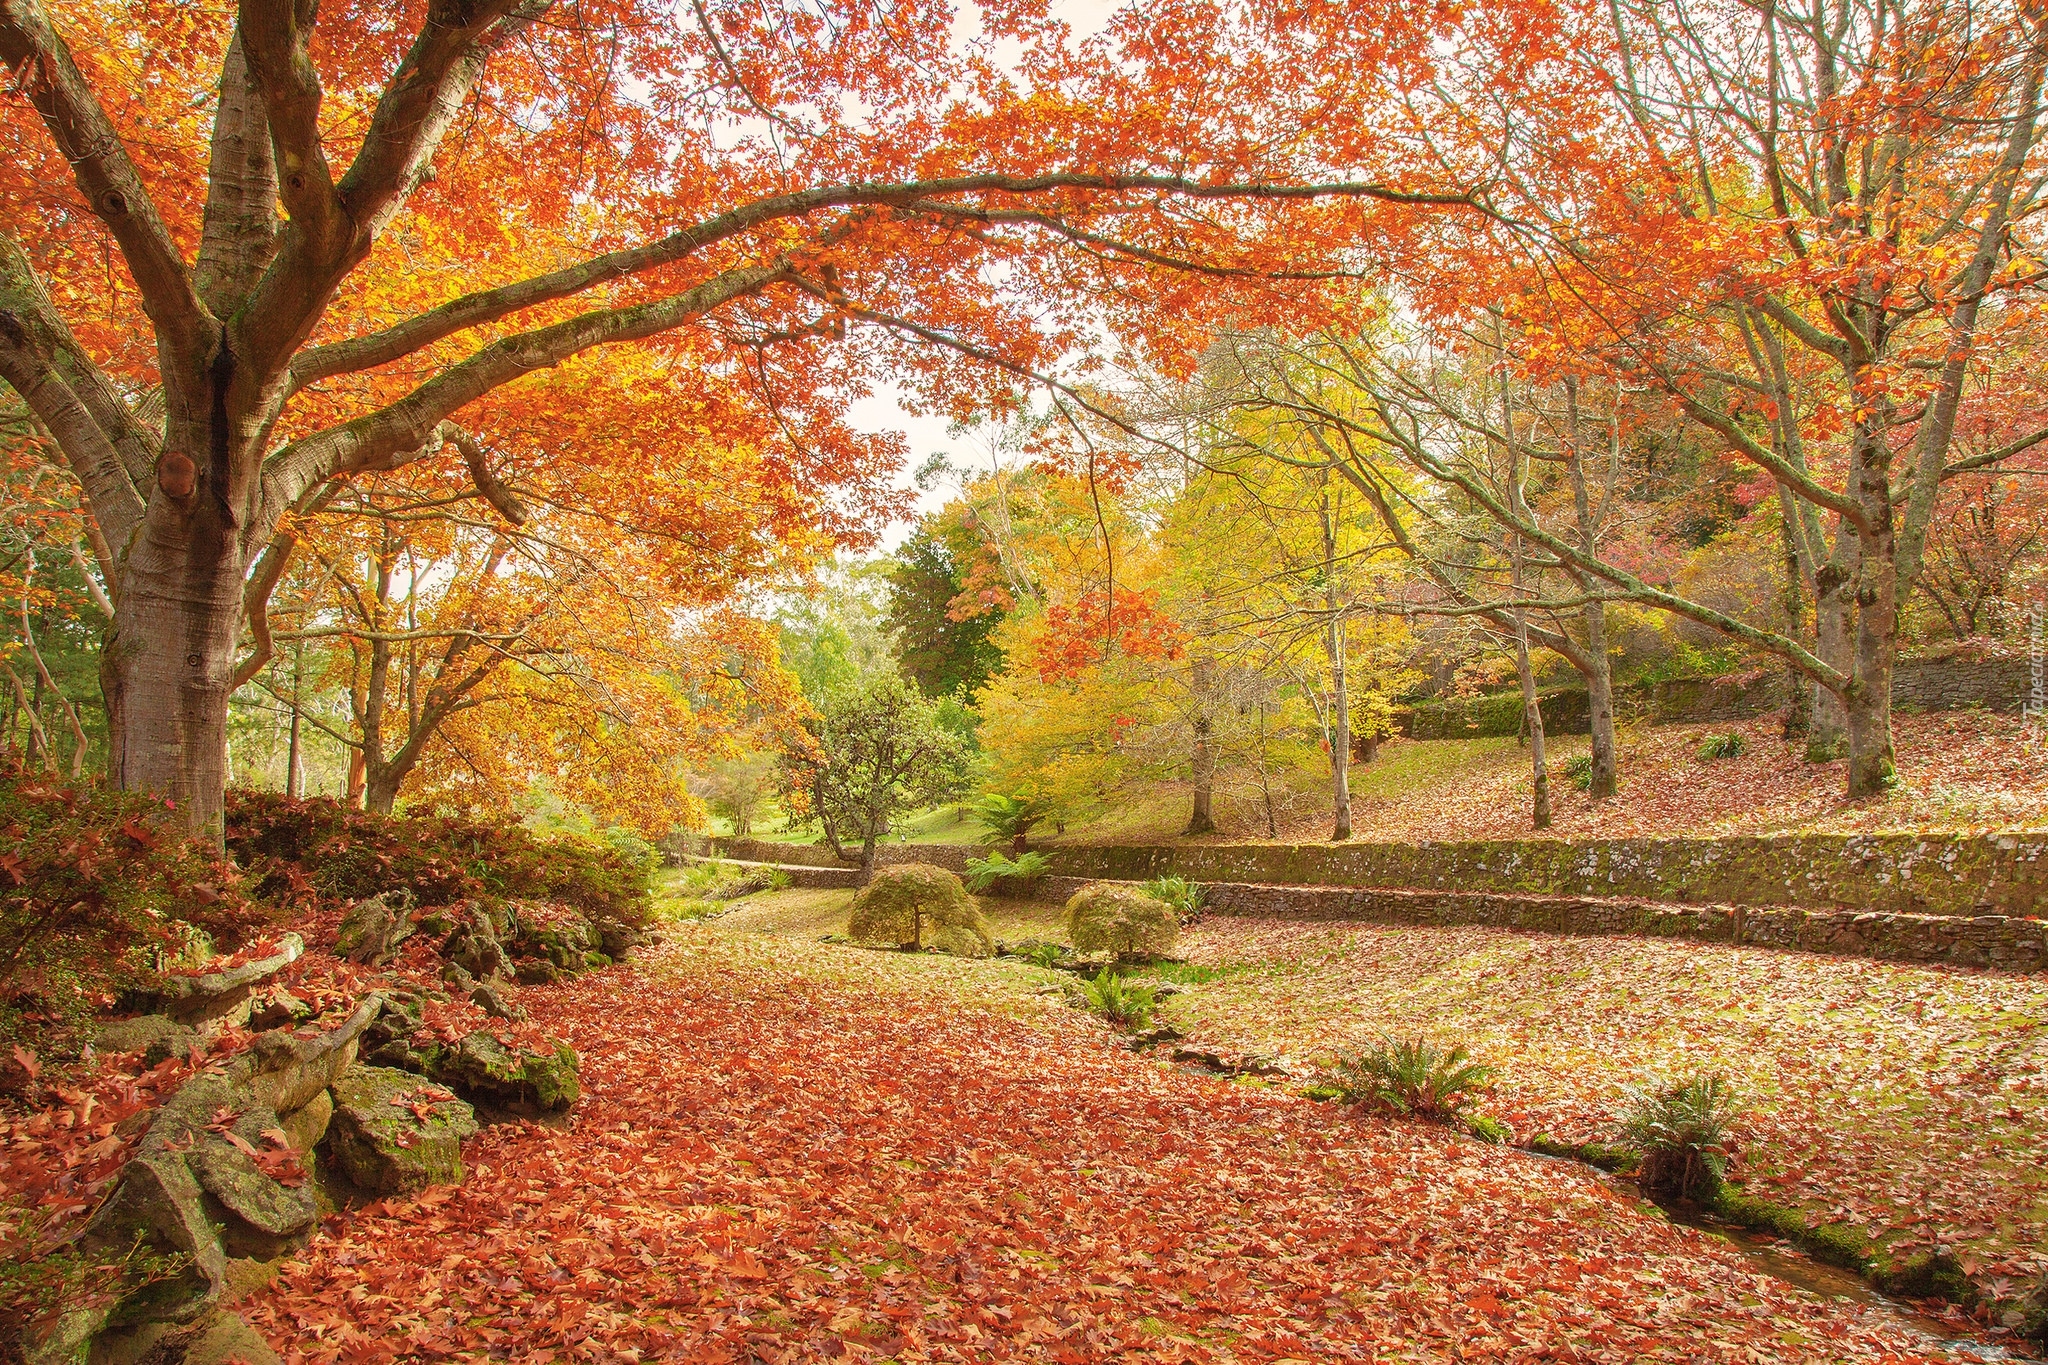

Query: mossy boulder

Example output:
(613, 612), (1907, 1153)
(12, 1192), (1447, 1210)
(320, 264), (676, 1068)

(423, 1030), (580, 1114)
(1063, 883), (1179, 959)
(334, 890), (417, 965)
(845, 863), (992, 958)
(325, 1065), (477, 1194)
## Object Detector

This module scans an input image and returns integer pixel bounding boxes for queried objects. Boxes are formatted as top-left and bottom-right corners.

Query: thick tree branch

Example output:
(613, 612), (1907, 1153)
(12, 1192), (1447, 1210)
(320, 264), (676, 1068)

(0, 0), (209, 355)
(286, 171), (1486, 392)
(194, 30), (283, 317)
(258, 263), (790, 530)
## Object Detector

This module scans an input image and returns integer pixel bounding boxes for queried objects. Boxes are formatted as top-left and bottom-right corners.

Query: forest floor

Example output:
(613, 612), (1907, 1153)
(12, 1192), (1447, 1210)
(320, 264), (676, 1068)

(241, 890), (2044, 1362)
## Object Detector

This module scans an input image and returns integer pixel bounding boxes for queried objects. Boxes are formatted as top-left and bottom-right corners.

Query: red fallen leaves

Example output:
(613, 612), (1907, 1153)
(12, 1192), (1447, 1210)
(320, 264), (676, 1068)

(0, 1047), (211, 1252)
(245, 940), (1958, 1363)
(1172, 918), (2048, 1291)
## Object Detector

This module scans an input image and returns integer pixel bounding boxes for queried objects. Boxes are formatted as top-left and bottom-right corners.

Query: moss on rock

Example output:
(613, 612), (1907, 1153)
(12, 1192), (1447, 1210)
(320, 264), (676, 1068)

(325, 1065), (477, 1195)
(1063, 883), (1179, 959)
(845, 864), (992, 958)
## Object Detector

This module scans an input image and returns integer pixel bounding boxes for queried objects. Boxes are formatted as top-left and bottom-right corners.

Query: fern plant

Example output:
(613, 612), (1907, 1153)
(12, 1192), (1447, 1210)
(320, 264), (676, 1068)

(963, 849), (1051, 893)
(1140, 874), (1205, 922)
(1080, 971), (1157, 1030)
(1621, 1073), (1740, 1201)
(1332, 1034), (1494, 1124)
(1562, 754), (1595, 792)
(971, 793), (1052, 850)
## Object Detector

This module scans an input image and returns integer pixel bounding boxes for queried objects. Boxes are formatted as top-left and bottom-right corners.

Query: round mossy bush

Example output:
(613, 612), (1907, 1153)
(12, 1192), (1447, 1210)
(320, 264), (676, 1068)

(1064, 882), (1179, 959)
(846, 863), (992, 958)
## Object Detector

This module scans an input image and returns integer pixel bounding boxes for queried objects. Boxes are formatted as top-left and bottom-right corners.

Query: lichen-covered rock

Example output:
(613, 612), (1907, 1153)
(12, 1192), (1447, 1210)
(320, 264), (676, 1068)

(244, 995), (382, 1114)
(80, 1150), (223, 1324)
(469, 980), (526, 1022)
(511, 906), (599, 970)
(423, 1030), (580, 1114)
(845, 863), (992, 958)
(1064, 883), (1179, 959)
(441, 902), (511, 982)
(325, 1066), (477, 1194)
(135, 935), (304, 1029)
(186, 1115), (318, 1260)
(278, 1089), (334, 1154)
(334, 890), (418, 965)
(94, 1014), (200, 1068)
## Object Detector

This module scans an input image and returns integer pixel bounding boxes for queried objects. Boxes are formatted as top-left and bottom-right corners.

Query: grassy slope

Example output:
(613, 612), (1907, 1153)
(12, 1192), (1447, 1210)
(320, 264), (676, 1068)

(1040, 709), (2048, 844)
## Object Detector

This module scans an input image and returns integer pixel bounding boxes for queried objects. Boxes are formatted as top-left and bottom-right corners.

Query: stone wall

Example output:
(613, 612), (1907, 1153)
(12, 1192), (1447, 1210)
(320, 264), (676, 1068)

(716, 840), (974, 874)
(1022, 832), (2048, 917)
(717, 831), (2048, 917)
(1193, 882), (2046, 972)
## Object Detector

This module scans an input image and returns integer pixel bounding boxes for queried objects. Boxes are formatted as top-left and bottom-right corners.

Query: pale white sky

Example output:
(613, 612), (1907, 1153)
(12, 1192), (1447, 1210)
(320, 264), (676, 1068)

(846, 0), (1122, 549)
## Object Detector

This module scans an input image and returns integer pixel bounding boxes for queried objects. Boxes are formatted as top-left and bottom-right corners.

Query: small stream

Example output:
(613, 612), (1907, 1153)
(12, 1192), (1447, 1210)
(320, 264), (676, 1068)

(1564, 1157), (2019, 1361)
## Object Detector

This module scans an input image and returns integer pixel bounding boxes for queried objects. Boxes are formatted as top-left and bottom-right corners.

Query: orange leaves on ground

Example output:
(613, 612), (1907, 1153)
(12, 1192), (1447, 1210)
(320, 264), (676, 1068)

(1171, 917), (2048, 1290)
(246, 938), (1958, 1363)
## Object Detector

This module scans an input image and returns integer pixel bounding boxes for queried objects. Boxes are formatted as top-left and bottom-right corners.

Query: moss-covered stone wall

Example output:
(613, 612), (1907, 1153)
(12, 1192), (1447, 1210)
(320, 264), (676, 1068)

(719, 832), (2048, 916)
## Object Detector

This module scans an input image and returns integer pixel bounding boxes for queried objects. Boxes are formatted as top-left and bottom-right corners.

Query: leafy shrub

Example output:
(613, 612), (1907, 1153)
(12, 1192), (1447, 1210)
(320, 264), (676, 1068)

(1695, 731), (1747, 761)
(1622, 1073), (1740, 1201)
(1562, 754), (1595, 792)
(0, 764), (269, 1047)
(226, 792), (651, 926)
(846, 863), (992, 957)
(1064, 883), (1178, 959)
(963, 849), (1050, 893)
(1331, 1034), (1494, 1124)
(1140, 874), (1204, 922)
(1080, 972), (1157, 1029)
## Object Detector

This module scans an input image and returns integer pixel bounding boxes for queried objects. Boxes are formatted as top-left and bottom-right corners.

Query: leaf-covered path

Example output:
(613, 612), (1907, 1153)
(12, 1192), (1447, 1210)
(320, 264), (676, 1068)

(247, 930), (1965, 1363)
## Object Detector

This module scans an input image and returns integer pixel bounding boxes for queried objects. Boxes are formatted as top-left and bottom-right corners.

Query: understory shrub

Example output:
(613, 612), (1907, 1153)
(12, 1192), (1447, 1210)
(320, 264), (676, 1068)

(0, 764), (269, 1047)
(1140, 875), (1205, 922)
(225, 792), (651, 926)
(845, 864), (992, 957)
(1622, 1073), (1740, 1201)
(1332, 1034), (1494, 1126)
(1064, 882), (1179, 959)
(1695, 732), (1747, 762)
(963, 849), (1050, 894)
(1080, 972), (1157, 1030)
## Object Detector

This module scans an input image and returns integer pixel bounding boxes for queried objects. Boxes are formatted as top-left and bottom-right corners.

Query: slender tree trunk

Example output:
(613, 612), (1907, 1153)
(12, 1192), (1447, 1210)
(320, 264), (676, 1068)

(1845, 452), (1901, 796)
(285, 646), (303, 799)
(859, 835), (879, 886)
(1809, 530), (1858, 763)
(1513, 614), (1552, 829)
(1562, 383), (1617, 800)
(1322, 485), (1352, 841)
(1185, 656), (1217, 837)
(1777, 492), (1812, 742)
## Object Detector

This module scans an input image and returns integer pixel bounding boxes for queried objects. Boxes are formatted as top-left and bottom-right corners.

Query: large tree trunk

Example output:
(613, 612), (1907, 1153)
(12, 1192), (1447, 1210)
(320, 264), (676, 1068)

(100, 513), (245, 838)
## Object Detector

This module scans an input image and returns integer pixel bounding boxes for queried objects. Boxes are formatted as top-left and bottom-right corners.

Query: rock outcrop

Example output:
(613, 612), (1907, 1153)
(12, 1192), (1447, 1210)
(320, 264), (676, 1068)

(325, 1066), (479, 1194)
(133, 935), (305, 1030)
(333, 890), (418, 965)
